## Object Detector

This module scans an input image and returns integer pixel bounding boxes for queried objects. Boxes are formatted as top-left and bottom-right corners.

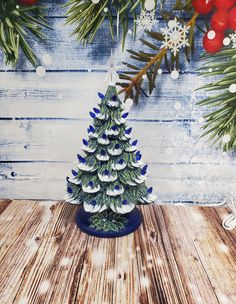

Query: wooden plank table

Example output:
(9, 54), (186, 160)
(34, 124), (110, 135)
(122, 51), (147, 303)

(0, 200), (235, 304)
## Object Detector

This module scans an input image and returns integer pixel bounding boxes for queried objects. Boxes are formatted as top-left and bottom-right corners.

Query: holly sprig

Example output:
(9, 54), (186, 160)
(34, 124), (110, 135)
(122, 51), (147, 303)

(0, 0), (50, 67)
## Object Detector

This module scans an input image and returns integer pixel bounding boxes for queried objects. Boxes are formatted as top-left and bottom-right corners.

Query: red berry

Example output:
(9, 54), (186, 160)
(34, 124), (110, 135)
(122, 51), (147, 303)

(203, 31), (224, 53)
(211, 10), (229, 32)
(18, 0), (38, 5)
(229, 6), (236, 30)
(213, 0), (235, 10)
(192, 0), (213, 14)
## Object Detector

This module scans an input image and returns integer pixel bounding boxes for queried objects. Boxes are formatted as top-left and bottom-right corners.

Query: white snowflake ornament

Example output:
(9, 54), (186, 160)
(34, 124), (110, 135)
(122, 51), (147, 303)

(161, 18), (190, 56)
(135, 10), (157, 31)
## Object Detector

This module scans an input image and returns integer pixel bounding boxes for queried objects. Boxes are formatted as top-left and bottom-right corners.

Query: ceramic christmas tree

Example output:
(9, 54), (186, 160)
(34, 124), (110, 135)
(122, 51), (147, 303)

(64, 84), (156, 238)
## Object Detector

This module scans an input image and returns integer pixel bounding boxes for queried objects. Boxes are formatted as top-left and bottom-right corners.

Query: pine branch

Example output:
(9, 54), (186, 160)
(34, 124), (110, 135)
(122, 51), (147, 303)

(0, 0), (50, 67)
(118, 11), (199, 102)
(197, 47), (236, 152)
(63, 0), (160, 46)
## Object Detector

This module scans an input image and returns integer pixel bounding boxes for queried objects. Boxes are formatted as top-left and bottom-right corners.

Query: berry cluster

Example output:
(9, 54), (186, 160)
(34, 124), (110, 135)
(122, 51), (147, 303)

(18, 0), (38, 6)
(193, 0), (236, 53)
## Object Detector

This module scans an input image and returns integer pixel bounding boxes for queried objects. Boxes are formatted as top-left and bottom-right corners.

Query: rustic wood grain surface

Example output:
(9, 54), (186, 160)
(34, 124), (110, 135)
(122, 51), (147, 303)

(0, 200), (235, 304)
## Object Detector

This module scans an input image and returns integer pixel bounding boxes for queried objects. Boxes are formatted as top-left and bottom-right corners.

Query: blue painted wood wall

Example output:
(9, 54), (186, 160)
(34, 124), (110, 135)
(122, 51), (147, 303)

(0, 0), (235, 204)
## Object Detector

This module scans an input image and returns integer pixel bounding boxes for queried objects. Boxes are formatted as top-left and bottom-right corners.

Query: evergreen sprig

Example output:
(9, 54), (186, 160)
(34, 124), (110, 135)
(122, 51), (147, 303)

(197, 47), (236, 152)
(118, 11), (199, 102)
(0, 0), (50, 67)
(89, 210), (128, 232)
(64, 0), (159, 47)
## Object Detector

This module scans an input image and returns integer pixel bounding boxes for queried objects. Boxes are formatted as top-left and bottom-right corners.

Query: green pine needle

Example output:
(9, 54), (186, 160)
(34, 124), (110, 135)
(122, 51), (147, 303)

(89, 210), (128, 232)
(0, 0), (50, 67)
(63, 0), (159, 47)
(197, 47), (236, 152)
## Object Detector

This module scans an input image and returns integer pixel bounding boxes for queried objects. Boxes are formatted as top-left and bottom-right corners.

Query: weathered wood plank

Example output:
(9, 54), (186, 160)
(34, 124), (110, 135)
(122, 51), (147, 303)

(0, 201), (61, 304)
(0, 73), (208, 119)
(0, 19), (205, 71)
(74, 237), (115, 304)
(1, 201), (235, 304)
(112, 234), (141, 304)
(0, 119), (231, 164)
(0, 161), (235, 203)
(11, 203), (87, 304)
(135, 206), (188, 304)
(185, 207), (236, 303)
(0, 200), (39, 262)
(0, 199), (11, 215)
(161, 206), (221, 304)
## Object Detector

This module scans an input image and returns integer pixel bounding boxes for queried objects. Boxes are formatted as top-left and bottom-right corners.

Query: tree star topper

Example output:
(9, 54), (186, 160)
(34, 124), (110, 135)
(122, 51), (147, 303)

(100, 53), (123, 86)
(161, 18), (190, 56)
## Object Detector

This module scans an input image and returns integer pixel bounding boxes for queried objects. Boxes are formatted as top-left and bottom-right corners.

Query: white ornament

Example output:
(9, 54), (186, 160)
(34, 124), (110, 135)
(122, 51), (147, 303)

(64, 194), (80, 205)
(171, 69), (179, 80)
(168, 20), (176, 29)
(128, 29), (133, 35)
(105, 128), (119, 136)
(106, 187), (124, 196)
(141, 192), (157, 203)
(135, 10), (157, 31)
(77, 162), (95, 172)
(222, 134), (231, 143)
(112, 203), (135, 214)
(107, 100), (119, 108)
(124, 98), (133, 111)
(97, 137), (110, 145)
(131, 160), (144, 168)
(98, 173), (117, 182)
(42, 54), (52, 65)
(125, 145), (137, 152)
(174, 101), (182, 110)
(92, 0), (100, 3)
(229, 84), (236, 93)
(84, 201), (102, 213)
(157, 69), (163, 75)
(16, 5), (19, 9)
(82, 184), (100, 193)
(38, 280), (50, 295)
(223, 37), (231, 46)
(67, 177), (81, 185)
(112, 162), (127, 170)
(161, 18), (190, 56)
(207, 30), (216, 40)
(82, 145), (96, 153)
(96, 153), (110, 161)
(197, 117), (205, 123)
(107, 147), (122, 156)
(145, 0), (155, 11)
(36, 66), (46, 77)
(104, 7), (108, 13)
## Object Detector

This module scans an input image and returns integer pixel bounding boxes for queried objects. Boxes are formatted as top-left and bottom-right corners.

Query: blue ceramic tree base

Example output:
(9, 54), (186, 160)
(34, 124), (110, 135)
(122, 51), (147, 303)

(75, 207), (142, 238)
